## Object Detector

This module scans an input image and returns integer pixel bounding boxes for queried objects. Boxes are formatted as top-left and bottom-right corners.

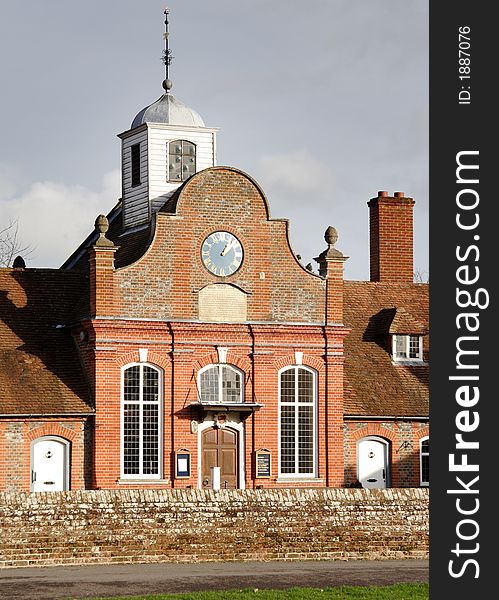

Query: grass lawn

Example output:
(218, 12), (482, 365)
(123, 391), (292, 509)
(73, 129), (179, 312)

(85, 583), (428, 600)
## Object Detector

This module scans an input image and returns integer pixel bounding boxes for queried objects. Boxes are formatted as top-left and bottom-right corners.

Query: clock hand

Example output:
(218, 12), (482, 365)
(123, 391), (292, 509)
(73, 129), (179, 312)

(220, 241), (235, 256)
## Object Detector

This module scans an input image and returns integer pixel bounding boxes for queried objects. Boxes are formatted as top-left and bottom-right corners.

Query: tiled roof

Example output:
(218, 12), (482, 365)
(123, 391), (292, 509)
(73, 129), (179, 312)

(0, 269), (93, 415)
(343, 281), (429, 418)
(61, 178), (191, 273)
(389, 307), (428, 335)
(113, 220), (154, 269)
(61, 201), (155, 273)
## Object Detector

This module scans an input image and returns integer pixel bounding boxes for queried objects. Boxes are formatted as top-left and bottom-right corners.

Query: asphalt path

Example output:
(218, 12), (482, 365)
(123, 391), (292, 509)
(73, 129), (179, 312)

(0, 559), (428, 600)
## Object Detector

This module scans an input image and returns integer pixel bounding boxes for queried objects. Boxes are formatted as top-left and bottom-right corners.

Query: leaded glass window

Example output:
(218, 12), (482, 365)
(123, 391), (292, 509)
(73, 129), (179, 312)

(279, 366), (316, 477)
(168, 140), (196, 182)
(122, 364), (162, 478)
(198, 365), (243, 404)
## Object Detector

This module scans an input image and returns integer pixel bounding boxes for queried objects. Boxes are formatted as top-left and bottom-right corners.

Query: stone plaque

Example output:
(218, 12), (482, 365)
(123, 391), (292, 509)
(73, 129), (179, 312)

(198, 284), (247, 322)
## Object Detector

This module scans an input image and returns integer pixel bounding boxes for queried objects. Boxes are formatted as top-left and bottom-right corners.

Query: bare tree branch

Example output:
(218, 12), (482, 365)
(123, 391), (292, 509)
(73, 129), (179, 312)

(413, 269), (429, 283)
(0, 219), (34, 267)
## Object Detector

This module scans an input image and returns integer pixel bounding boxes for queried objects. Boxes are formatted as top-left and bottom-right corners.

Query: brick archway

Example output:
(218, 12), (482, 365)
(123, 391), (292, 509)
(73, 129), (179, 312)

(350, 424), (397, 444)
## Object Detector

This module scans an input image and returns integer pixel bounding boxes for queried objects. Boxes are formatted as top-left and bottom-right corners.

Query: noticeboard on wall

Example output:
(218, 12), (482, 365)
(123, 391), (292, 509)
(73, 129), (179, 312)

(175, 449), (191, 478)
(256, 448), (271, 478)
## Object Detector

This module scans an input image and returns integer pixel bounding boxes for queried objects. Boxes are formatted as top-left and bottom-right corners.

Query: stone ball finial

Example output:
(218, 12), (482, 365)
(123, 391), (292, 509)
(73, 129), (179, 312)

(324, 226), (338, 247)
(314, 224), (347, 274)
(95, 215), (109, 234)
(94, 214), (114, 247)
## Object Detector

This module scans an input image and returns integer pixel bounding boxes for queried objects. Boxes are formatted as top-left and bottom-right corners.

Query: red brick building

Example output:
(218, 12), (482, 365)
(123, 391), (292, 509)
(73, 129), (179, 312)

(0, 54), (428, 494)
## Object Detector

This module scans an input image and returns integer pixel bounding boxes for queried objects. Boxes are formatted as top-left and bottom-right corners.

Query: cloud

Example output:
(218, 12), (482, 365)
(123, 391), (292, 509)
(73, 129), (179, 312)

(0, 169), (121, 268)
(257, 150), (335, 196)
(254, 150), (346, 275)
(254, 143), (428, 281)
(0, 163), (23, 199)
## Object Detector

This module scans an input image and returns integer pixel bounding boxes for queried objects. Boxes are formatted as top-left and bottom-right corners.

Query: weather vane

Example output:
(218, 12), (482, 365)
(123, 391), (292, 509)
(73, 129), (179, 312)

(162, 7), (174, 92)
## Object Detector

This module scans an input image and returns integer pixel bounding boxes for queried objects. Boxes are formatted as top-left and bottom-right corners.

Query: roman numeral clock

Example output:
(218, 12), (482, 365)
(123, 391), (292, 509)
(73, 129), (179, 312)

(201, 231), (243, 277)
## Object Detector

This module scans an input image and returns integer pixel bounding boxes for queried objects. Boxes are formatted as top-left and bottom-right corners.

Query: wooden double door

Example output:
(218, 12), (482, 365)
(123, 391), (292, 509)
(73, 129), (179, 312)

(201, 427), (239, 489)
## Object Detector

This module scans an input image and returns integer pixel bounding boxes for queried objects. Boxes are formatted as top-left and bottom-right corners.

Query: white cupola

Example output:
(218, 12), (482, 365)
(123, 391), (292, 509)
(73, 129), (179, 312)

(118, 9), (218, 229)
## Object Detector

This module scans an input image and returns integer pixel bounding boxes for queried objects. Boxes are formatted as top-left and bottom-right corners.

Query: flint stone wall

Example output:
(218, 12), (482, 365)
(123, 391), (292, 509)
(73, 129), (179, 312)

(0, 488), (428, 568)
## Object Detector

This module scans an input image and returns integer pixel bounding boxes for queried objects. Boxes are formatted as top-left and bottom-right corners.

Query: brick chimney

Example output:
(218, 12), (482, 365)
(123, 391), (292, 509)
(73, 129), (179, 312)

(368, 191), (415, 283)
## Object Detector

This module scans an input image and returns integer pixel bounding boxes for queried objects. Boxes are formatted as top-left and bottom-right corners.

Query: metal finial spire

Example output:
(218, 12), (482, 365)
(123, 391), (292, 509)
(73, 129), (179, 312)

(162, 8), (173, 93)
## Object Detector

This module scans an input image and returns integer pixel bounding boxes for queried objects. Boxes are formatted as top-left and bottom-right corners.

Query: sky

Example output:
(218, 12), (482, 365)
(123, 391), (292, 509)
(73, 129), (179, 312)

(0, 0), (428, 281)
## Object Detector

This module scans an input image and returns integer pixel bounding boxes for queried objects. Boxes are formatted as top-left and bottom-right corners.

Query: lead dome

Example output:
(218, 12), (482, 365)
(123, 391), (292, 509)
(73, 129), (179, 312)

(131, 91), (205, 129)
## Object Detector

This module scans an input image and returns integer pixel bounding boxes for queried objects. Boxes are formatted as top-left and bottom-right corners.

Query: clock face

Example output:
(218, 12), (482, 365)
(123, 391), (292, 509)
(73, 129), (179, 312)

(201, 231), (243, 277)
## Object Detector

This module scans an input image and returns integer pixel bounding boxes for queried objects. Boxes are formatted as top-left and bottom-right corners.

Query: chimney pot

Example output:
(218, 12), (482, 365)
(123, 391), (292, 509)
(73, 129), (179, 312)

(394, 191), (405, 198)
(378, 191), (389, 197)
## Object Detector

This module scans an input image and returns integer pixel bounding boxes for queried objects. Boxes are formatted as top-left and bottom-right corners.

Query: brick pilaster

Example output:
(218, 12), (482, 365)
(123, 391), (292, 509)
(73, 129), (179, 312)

(88, 215), (119, 317)
(315, 226), (348, 325)
(89, 247), (119, 317)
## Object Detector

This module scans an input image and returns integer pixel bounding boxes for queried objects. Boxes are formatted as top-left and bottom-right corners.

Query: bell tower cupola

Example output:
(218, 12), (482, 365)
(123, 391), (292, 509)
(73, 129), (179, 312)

(118, 8), (218, 229)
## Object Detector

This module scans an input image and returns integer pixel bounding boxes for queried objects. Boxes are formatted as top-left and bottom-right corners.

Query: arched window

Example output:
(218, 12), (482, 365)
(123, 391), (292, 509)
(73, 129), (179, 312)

(168, 140), (196, 182)
(121, 363), (162, 478)
(279, 366), (317, 477)
(198, 364), (243, 403)
(420, 436), (429, 486)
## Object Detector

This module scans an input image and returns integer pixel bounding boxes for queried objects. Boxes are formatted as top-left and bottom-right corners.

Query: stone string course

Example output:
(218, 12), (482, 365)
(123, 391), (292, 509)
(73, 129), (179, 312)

(0, 488), (428, 568)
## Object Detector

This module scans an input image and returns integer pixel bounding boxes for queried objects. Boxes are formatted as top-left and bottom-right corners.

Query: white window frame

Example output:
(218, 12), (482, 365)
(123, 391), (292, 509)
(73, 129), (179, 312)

(197, 364), (244, 404)
(419, 436), (429, 487)
(392, 334), (424, 363)
(120, 362), (163, 480)
(278, 365), (317, 479)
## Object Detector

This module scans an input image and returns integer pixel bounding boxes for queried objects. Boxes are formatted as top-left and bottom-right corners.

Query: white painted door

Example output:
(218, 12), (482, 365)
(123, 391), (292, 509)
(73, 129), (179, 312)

(358, 437), (388, 489)
(31, 438), (68, 492)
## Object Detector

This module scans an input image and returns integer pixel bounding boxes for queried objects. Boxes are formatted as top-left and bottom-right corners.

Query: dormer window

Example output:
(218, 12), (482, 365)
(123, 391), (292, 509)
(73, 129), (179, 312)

(168, 140), (196, 182)
(392, 334), (423, 362)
